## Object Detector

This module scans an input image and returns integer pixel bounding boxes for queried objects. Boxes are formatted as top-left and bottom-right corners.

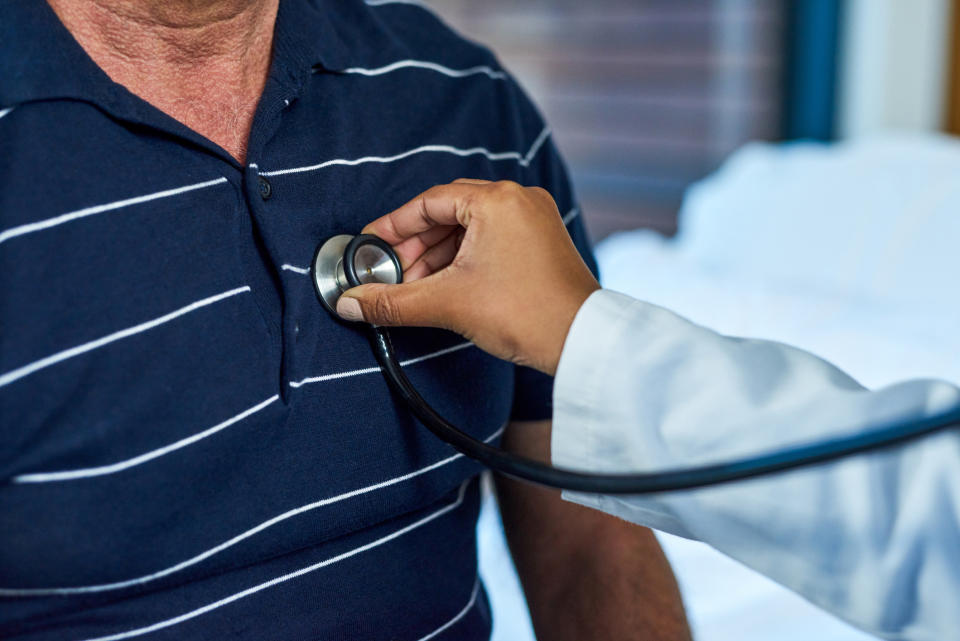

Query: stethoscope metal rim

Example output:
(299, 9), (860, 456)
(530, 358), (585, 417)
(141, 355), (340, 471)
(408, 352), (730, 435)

(312, 234), (354, 315)
(312, 234), (403, 315)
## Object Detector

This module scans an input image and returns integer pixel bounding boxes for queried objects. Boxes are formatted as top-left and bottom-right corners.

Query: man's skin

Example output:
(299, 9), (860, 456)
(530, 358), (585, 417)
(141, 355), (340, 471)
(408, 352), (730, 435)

(46, 1), (692, 638)
(48, 0), (277, 163)
(498, 422), (691, 640)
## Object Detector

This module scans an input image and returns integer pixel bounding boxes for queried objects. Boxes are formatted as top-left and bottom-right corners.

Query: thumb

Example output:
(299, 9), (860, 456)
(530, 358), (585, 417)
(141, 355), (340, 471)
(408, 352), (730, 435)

(336, 278), (451, 327)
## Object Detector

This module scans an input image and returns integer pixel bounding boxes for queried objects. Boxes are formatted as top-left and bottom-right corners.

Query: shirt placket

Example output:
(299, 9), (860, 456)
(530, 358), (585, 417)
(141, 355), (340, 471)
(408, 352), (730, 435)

(243, 75), (311, 401)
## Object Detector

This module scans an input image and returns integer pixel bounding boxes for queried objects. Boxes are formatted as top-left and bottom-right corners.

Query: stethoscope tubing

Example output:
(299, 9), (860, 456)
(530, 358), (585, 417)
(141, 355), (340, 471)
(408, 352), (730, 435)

(368, 325), (960, 494)
(329, 234), (960, 495)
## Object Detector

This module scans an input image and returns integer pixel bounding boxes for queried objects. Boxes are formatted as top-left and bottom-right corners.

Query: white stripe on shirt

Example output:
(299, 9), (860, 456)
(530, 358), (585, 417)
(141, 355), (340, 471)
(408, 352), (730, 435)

(73, 481), (472, 641)
(258, 127), (551, 177)
(365, 0), (433, 7)
(0, 107), (13, 120)
(343, 60), (506, 80)
(522, 126), (552, 166)
(10, 340), (477, 483)
(0, 177), (228, 247)
(289, 341), (474, 388)
(12, 395), (280, 484)
(415, 579), (480, 641)
(562, 207), (581, 225)
(0, 425), (503, 596)
(0, 287), (250, 389)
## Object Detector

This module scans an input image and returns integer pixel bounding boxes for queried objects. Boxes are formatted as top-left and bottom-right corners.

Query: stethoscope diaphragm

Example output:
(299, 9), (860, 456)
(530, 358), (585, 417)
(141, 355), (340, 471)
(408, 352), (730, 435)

(312, 234), (403, 315)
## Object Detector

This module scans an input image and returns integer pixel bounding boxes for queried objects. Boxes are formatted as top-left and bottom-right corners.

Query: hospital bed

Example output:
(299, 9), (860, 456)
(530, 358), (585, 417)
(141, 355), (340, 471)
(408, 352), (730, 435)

(478, 134), (960, 640)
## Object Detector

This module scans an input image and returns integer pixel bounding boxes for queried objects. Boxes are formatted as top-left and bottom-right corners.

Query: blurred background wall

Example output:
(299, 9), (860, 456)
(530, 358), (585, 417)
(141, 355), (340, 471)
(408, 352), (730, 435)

(428, 0), (957, 242)
(840, 0), (951, 138)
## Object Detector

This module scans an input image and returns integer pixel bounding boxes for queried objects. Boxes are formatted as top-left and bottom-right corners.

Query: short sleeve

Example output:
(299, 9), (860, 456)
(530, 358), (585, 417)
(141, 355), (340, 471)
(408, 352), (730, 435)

(509, 97), (599, 421)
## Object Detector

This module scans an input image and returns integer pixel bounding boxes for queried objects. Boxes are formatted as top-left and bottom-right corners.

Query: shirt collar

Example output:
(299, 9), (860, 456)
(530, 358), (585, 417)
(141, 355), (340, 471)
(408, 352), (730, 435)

(272, 0), (355, 81)
(0, 0), (357, 109)
(0, 0), (105, 108)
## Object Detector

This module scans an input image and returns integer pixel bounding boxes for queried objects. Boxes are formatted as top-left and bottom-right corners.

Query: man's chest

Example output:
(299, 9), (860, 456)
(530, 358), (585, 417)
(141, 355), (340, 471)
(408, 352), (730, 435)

(0, 84), (535, 599)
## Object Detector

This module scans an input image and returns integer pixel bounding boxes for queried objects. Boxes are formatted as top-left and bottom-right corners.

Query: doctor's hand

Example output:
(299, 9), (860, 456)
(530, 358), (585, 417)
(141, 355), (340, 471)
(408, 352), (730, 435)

(337, 180), (600, 375)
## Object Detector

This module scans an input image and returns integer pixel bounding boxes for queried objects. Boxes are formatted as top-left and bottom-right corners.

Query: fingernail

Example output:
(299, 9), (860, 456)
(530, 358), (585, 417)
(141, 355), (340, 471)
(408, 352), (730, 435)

(336, 296), (363, 322)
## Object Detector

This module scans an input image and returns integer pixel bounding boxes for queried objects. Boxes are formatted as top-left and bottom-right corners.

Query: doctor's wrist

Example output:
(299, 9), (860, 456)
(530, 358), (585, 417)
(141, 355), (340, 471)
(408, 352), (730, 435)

(521, 281), (599, 377)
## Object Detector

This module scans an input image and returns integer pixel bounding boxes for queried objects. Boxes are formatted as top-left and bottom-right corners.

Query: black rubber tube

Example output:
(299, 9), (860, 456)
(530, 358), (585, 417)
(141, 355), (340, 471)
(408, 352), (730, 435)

(338, 235), (960, 494)
(368, 326), (960, 494)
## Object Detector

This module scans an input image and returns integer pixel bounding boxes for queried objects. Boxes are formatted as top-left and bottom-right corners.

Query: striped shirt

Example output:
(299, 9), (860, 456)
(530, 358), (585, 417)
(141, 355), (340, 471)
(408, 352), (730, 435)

(0, 1), (597, 639)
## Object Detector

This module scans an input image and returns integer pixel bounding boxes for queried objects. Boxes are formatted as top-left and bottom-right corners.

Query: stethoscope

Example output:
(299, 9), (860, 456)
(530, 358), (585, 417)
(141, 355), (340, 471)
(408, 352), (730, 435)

(312, 233), (960, 494)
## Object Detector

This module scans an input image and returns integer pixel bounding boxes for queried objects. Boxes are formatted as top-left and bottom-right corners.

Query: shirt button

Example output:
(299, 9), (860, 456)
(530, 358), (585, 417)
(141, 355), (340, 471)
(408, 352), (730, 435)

(258, 176), (272, 200)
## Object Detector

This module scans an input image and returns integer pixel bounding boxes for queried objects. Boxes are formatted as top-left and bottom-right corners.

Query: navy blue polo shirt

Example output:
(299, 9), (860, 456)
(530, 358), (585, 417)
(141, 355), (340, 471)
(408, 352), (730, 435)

(0, 1), (597, 639)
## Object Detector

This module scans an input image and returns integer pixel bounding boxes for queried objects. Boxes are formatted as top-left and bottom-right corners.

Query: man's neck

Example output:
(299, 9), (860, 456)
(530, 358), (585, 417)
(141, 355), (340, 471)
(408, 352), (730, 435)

(47, 0), (279, 163)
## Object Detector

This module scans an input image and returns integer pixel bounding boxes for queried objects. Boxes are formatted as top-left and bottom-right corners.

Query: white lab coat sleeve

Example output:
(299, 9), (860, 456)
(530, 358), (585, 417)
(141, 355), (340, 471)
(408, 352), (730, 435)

(551, 289), (960, 641)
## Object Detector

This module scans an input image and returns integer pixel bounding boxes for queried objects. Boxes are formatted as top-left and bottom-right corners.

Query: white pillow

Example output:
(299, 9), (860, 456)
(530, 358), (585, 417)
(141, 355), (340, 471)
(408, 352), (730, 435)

(677, 134), (960, 309)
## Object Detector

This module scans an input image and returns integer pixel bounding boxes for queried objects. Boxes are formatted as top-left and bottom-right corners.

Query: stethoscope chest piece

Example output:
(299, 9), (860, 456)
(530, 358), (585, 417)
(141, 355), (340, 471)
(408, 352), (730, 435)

(312, 234), (403, 315)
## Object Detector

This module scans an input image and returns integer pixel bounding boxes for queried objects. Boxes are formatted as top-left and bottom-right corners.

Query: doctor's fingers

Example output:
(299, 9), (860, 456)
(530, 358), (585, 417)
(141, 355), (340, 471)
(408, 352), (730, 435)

(361, 183), (478, 245)
(337, 272), (457, 328)
(362, 180), (542, 246)
(392, 224), (460, 269)
(403, 228), (465, 281)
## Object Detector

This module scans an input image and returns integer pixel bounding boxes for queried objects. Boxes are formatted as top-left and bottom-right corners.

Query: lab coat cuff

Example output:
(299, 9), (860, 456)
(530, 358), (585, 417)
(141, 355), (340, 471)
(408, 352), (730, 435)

(555, 287), (665, 460)
(551, 290), (690, 533)
(552, 289), (638, 457)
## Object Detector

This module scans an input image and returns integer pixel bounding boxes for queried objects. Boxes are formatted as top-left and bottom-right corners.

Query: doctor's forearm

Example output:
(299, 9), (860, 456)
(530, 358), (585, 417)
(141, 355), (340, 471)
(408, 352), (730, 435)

(496, 420), (691, 641)
(553, 290), (960, 640)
